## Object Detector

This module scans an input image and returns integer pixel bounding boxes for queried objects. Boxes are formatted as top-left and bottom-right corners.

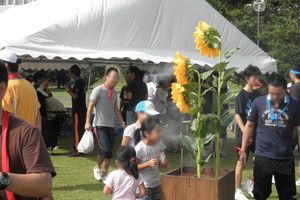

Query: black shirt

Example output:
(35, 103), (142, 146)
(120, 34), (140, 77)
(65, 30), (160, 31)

(235, 89), (260, 145)
(127, 79), (148, 110)
(120, 85), (130, 112)
(36, 91), (47, 118)
(290, 82), (300, 101)
(71, 78), (87, 114)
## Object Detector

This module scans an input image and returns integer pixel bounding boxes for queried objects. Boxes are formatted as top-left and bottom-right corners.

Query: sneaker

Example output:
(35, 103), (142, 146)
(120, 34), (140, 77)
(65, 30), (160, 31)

(272, 175), (275, 184)
(296, 178), (300, 186)
(235, 189), (249, 200)
(93, 167), (102, 181)
(241, 180), (254, 198)
(53, 146), (59, 150)
(68, 151), (80, 157)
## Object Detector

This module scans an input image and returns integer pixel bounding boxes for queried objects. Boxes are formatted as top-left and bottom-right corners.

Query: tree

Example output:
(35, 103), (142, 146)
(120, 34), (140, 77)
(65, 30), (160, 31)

(207, 0), (300, 77)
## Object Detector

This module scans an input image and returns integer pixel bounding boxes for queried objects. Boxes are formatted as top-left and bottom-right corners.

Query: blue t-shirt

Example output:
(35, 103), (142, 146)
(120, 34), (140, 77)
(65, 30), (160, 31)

(247, 95), (300, 160)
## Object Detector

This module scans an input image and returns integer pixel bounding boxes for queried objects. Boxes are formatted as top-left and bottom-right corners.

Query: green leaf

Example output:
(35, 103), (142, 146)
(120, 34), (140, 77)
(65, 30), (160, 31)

(200, 153), (212, 166)
(191, 118), (198, 132)
(199, 121), (207, 138)
(211, 92), (218, 113)
(223, 67), (238, 80)
(221, 92), (238, 105)
(220, 113), (234, 127)
(224, 48), (240, 59)
(203, 134), (215, 147)
(201, 83), (212, 89)
(214, 62), (229, 72)
(183, 82), (198, 91)
(189, 105), (200, 115)
(200, 70), (214, 81)
(188, 92), (198, 102)
(208, 119), (222, 134)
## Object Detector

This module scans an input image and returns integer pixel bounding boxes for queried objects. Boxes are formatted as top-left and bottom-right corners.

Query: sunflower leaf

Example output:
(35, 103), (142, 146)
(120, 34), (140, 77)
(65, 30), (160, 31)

(214, 62), (229, 72)
(224, 48), (240, 59)
(200, 70), (214, 81)
(223, 67), (238, 81)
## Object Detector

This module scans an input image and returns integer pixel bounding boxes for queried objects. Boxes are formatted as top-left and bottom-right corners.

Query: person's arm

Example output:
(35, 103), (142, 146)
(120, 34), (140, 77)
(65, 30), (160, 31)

(127, 92), (132, 100)
(6, 172), (52, 198)
(240, 121), (255, 167)
(121, 136), (131, 146)
(36, 110), (42, 132)
(136, 183), (146, 198)
(85, 100), (96, 131)
(103, 185), (112, 195)
(136, 158), (158, 170)
(64, 85), (79, 100)
(120, 99), (124, 110)
(114, 103), (126, 129)
(235, 114), (245, 133)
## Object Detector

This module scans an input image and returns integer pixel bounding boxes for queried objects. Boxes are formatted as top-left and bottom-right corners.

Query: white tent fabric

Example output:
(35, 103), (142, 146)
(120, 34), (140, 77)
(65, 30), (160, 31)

(0, 0), (276, 73)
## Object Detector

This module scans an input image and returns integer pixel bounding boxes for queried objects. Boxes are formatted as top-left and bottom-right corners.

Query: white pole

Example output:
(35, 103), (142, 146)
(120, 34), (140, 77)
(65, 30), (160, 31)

(86, 65), (92, 105)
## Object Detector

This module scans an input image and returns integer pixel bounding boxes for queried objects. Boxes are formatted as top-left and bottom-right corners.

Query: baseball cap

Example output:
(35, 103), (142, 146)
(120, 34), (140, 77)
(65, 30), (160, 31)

(0, 50), (19, 64)
(135, 100), (160, 116)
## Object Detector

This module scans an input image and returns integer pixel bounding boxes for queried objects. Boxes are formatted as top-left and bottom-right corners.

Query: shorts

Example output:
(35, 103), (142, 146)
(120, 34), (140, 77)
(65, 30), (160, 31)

(236, 142), (255, 161)
(142, 185), (161, 200)
(253, 155), (297, 200)
(95, 126), (115, 159)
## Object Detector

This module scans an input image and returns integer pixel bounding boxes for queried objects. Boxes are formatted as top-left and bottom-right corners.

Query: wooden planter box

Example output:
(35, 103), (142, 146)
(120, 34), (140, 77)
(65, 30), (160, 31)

(161, 167), (235, 200)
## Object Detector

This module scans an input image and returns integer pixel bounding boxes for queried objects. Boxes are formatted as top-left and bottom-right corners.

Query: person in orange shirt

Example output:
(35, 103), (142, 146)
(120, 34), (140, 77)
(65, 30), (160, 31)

(0, 50), (41, 131)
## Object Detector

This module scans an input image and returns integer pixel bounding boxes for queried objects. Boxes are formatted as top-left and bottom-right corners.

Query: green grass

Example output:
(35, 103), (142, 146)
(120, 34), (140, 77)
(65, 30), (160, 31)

(51, 133), (300, 199)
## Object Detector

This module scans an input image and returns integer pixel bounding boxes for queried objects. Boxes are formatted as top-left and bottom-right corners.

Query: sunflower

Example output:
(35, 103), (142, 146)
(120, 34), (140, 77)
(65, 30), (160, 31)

(173, 52), (189, 85)
(171, 83), (190, 113)
(193, 21), (221, 58)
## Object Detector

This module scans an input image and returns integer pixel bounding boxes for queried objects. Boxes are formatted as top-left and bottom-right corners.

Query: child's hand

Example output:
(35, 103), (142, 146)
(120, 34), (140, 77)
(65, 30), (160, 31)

(160, 160), (169, 168)
(147, 158), (159, 167)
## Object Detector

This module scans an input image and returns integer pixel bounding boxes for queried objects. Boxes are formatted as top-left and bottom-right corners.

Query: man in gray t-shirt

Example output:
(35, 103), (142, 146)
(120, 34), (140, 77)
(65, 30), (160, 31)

(85, 68), (126, 181)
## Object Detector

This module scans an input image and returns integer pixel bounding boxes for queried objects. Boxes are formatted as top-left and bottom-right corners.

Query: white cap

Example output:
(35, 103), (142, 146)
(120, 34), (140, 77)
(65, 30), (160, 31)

(287, 83), (293, 88)
(135, 100), (160, 116)
(0, 50), (19, 64)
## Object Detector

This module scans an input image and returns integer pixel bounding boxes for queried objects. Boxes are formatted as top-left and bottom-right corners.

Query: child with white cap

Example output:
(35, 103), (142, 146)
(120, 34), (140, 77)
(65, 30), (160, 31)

(121, 100), (160, 147)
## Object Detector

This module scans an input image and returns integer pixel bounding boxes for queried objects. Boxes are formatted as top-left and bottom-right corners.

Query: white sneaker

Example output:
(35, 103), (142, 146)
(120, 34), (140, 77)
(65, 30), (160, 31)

(296, 178), (300, 186)
(241, 180), (254, 198)
(93, 167), (102, 181)
(235, 189), (249, 200)
(272, 175), (275, 184)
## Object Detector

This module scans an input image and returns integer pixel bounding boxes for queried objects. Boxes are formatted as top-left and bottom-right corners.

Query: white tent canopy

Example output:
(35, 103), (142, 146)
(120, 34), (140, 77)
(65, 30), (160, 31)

(0, 0), (276, 73)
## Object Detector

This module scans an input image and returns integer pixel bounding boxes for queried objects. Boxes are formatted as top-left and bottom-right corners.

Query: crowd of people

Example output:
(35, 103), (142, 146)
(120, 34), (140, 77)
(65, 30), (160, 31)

(1, 48), (300, 200)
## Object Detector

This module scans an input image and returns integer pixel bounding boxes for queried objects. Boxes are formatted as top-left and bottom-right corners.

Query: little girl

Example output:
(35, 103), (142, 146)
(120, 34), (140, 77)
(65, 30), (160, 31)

(103, 146), (146, 200)
(134, 117), (169, 200)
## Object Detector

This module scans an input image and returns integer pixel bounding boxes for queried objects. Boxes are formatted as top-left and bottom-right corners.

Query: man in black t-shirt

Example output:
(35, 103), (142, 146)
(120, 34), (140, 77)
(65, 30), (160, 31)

(125, 67), (148, 125)
(64, 65), (87, 157)
(289, 63), (300, 186)
(234, 65), (261, 200)
(120, 82), (130, 123)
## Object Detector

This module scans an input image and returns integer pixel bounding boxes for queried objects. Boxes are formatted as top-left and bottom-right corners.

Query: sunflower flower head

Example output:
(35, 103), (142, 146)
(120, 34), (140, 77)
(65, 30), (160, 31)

(193, 21), (221, 58)
(171, 83), (190, 113)
(173, 52), (189, 85)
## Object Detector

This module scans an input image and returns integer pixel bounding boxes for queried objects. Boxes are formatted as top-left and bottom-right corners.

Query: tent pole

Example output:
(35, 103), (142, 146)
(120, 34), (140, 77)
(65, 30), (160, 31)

(86, 64), (92, 105)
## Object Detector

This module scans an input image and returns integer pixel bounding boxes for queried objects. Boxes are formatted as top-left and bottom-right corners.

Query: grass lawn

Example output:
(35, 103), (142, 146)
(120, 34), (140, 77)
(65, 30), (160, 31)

(50, 133), (300, 200)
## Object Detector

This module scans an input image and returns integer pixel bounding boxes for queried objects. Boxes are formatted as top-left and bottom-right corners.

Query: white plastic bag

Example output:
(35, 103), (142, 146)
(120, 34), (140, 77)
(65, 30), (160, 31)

(77, 131), (94, 154)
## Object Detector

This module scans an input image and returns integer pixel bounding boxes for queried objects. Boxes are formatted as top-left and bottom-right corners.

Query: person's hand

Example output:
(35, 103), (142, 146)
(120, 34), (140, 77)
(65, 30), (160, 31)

(147, 159), (158, 167)
(239, 151), (247, 168)
(85, 122), (92, 131)
(160, 160), (169, 168)
(121, 122), (126, 129)
(64, 84), (70, 90)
